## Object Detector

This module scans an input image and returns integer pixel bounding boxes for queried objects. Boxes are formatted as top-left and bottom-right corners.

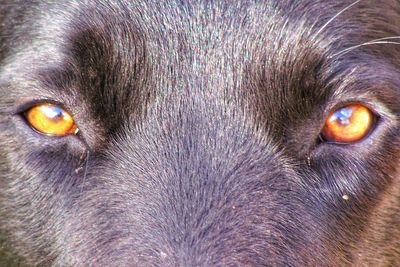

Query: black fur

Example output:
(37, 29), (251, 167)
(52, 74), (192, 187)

(0, 0), (399, 266)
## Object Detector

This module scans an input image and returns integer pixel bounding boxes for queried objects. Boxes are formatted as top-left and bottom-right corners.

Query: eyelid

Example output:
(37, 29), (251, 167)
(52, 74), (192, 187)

(15, 99), (67, 115)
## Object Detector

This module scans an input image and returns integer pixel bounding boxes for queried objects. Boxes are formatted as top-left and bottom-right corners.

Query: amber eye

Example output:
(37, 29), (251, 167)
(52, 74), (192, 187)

(24, 103), (78, 136)
(321, 104), (375, 143)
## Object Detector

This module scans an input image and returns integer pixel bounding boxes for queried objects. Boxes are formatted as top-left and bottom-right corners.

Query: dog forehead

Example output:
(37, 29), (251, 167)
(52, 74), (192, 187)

(53, 1), (324, 107)
(0, 1), (378, 133)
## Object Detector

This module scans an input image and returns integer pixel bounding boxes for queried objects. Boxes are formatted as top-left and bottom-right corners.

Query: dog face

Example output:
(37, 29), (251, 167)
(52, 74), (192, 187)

(0, 0), (399, 266)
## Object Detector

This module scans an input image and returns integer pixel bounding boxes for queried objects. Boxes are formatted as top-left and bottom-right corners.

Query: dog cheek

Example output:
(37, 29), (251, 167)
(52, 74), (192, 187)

(352, 158), (400, 264)
(0, 137), (85, 264)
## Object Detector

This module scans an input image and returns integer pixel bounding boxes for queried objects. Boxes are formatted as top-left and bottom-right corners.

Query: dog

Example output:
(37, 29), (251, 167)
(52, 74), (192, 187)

(0, 0), (399, 266)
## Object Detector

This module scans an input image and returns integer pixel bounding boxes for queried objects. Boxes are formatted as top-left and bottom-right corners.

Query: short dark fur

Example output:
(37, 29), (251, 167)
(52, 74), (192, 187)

(0, 0), (399, 266)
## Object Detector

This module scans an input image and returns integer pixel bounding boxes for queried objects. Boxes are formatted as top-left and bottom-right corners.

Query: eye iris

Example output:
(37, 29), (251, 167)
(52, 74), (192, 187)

(322, 104), (373, 143)
(26, 104), (78, 136)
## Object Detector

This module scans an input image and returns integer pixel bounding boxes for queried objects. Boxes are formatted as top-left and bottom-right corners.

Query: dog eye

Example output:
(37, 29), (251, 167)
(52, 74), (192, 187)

(24, 103), (78, 136)
(321, 103), (375, 143)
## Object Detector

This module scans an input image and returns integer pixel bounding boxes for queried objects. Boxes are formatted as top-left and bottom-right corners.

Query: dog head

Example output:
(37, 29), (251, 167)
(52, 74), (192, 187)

(0, 1), (399, 266)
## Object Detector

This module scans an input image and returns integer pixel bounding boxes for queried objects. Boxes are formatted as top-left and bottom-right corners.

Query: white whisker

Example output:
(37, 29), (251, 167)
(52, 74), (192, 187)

(332, 40), (400, 58)
(369, 36), (400, 41)
(314, 0), (362, 38)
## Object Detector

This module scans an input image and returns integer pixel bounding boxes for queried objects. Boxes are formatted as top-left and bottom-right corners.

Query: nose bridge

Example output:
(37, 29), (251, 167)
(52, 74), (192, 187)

(144, 54), (281, 193)
(99, 45), (295, 261)
(88, 92), (300, 265)
(136, 125), (297, 265)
